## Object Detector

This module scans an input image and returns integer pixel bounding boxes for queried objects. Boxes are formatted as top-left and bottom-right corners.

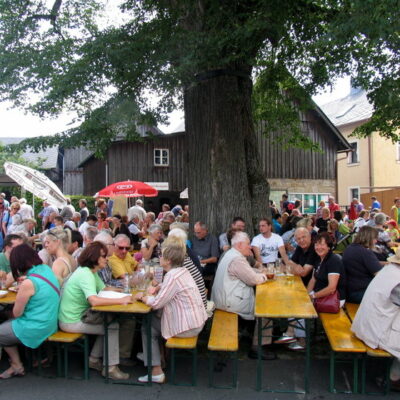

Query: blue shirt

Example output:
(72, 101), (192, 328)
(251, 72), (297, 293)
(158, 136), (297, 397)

(371, 200), (381, 210)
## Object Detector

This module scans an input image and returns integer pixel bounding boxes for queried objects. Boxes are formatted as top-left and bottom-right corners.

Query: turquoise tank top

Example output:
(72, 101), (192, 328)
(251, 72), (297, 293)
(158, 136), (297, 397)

(12, 264), (60, 348)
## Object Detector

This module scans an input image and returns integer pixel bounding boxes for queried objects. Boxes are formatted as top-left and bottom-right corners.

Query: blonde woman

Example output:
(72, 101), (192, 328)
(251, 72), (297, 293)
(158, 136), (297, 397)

(44, 229), (77, 286)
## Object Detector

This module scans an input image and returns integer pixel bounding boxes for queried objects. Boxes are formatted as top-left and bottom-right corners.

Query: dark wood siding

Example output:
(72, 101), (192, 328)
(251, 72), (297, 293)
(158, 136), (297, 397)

(107, 135), (187, 192)
(83, 157), (106, 196)
(256, 109), (338, 180)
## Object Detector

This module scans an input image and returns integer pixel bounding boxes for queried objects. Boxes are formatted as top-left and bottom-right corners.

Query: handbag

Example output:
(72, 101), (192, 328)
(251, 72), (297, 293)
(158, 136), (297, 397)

(313, 290), (340, 313)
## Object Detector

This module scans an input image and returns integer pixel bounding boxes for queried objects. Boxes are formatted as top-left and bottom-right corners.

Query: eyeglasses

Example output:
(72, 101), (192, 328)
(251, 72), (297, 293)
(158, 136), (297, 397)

(117, 246), (130, 251)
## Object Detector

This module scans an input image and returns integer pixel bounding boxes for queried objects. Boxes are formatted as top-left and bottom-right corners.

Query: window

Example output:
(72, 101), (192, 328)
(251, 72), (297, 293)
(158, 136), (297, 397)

(348, 142), (359, 164)
(154, 149), (169, 166)
(350, 187), (359, 201)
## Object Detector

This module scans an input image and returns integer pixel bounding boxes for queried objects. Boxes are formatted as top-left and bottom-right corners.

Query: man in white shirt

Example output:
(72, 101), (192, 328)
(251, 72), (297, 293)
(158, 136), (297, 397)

(18, 198), (34, 220)
(127, 199), (146, 222)
(251, 218), (289, 265)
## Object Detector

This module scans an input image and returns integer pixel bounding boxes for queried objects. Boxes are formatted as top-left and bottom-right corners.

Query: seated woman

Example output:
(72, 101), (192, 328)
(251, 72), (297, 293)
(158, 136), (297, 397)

(135, 237), (207, 383)
(140, 224), (163, 261)
(0, 244), (60, 379)
(316, 207), (330, 232)
(168, 228), (207, 309)
(44, 229), (77, 286)
(58, 241), (133, 380)
(307, 232), (346, 307)
(96, 212), (110, 231)
(351, 249), (400, 391)
(353, 210), (370, 232)
(342, 226), (382, 303)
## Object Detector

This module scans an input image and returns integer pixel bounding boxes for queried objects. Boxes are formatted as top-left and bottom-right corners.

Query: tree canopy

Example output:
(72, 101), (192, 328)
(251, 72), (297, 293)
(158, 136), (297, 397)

(0, 0), (399, 153)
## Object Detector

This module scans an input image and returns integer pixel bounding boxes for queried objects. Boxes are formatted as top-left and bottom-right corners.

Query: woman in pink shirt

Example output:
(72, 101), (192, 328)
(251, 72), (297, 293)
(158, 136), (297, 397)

(135, 237), (207, 383)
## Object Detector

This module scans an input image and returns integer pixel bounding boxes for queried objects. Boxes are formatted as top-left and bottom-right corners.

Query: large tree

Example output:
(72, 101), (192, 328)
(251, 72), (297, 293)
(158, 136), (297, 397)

(0, 0), (399, 234)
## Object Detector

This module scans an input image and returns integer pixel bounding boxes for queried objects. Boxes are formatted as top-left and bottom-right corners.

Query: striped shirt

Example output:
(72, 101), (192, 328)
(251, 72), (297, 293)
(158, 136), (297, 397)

(147, 267), (207, 339)
(183, 256), (207, 309)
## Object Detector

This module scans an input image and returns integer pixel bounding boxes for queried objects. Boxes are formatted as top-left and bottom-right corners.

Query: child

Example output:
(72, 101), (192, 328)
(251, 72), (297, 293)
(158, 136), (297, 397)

(386, 220), (400, 241)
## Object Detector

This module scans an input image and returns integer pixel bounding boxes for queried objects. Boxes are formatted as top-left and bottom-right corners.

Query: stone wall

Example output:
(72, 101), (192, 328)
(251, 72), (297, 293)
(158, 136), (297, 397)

(268, 178), (336, 197)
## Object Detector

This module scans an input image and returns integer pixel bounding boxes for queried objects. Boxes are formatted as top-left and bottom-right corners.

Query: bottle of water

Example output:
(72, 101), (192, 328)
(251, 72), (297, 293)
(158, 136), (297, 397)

(123, 274), (130, 294)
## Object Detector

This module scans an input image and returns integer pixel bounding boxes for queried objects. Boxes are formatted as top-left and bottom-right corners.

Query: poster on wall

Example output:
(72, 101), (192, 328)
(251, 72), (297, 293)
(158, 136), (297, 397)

(303, 194), (317, 214)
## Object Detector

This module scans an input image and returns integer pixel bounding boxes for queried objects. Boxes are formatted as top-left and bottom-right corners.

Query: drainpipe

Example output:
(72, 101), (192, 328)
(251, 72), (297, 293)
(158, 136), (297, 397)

(368, 135), (373, 190)
(336, 151), (351, 204)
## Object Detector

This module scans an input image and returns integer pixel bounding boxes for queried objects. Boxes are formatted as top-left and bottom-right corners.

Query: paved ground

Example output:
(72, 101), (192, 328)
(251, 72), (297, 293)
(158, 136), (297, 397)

(0, 332), (397, 400)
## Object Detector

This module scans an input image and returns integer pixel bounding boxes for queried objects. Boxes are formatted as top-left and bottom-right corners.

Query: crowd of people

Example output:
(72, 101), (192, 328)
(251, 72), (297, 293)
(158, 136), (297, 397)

(0, 192), (399, 390)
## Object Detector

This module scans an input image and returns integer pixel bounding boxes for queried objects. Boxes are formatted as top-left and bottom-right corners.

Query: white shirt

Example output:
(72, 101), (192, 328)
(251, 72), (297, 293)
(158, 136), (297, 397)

(19, 204), (34, 220)
(251, 233), (284, 263)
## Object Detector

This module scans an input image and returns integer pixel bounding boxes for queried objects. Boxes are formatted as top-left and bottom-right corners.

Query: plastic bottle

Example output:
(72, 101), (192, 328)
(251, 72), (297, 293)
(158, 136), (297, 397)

(123, 274), (130, 294)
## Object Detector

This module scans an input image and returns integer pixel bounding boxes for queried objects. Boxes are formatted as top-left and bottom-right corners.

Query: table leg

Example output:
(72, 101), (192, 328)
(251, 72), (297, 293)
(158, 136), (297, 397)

(256, 317), (262, 391)
(305, 319), (311, 393)
(103, 313), (109, 383)
(145, 312), (152, 387)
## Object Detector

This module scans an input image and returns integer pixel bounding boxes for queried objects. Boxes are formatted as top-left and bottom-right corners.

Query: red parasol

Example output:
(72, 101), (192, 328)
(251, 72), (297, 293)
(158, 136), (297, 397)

(95, 180), (158, 198)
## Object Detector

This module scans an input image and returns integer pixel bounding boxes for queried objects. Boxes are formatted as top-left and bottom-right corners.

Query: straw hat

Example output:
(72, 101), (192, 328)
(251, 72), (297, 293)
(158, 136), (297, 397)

(387, 248), (400, 265)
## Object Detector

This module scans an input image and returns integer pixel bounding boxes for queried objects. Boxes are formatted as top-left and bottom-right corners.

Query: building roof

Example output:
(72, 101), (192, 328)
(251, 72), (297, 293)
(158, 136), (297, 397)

(319, 88), (374, 127)
(0, 137), (59, 169)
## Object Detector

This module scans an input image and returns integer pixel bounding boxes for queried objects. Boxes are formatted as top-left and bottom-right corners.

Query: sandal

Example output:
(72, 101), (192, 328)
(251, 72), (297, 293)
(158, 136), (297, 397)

(0, 365), (25, 379)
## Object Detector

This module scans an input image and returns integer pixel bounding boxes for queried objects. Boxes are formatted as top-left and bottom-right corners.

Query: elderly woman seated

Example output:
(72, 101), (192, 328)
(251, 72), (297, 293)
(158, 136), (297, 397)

(352, 249), (400, 392)
(0, 244), (60, 379)
(135, 236), (207, 383)
(140, 224), (163, 261)
(342, 226), (382, 303)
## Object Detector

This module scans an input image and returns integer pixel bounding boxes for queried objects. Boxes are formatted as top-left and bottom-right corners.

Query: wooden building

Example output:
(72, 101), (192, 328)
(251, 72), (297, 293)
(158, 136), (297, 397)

(75, 104), (350, 214)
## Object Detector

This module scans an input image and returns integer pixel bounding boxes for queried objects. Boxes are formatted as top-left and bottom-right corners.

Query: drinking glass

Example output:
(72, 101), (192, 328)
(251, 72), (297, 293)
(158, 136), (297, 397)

(266, 264), (275, 280)
(275, 259), (283, 275)
(285, 263), (294, 283)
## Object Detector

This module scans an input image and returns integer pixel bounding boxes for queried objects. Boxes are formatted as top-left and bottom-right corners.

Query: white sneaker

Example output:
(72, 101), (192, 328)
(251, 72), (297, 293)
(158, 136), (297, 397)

(136, 352), (144, 362)
(138, 373), (165, 383)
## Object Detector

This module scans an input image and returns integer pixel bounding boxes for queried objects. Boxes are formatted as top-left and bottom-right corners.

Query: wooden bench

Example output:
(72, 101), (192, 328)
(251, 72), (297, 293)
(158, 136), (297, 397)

(47, 331), (89, 380)
(207, 310), (238, 388)
(345, 303), (392, 394)
(319, 309), (366, 393)
(166, 336), (198, 386)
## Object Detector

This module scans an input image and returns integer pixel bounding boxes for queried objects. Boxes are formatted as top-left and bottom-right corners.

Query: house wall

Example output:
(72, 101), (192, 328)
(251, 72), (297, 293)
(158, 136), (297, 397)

(337, 123), (400, 206)
(337, 121), (370, 206)
(371, 131), (400, 188)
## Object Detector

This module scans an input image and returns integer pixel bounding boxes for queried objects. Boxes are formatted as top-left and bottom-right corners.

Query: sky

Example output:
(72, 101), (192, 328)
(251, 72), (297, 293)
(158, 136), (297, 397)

(0, 76), (351, 138)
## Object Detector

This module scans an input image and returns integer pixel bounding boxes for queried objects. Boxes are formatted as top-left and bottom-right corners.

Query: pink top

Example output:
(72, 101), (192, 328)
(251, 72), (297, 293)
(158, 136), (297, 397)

(146, 267), (207, 339)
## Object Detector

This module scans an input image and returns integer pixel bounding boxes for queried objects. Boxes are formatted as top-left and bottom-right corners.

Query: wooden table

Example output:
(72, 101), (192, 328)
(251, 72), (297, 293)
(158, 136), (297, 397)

(255, 275), (318, 393)
(92, 298), (152, 385)
(0, 290), (17, 304)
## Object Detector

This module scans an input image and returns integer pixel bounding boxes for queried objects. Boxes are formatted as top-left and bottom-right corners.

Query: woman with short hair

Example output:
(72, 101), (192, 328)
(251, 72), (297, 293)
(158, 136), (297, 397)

(342, 226), (382, 303)
(59, 241), (132, 380)
(135, 237), (207, 383)
(0, 244), (60, 379)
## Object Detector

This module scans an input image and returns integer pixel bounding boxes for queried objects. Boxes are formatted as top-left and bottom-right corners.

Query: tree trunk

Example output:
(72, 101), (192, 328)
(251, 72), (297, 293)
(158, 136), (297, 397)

(184, 70), (270, 237)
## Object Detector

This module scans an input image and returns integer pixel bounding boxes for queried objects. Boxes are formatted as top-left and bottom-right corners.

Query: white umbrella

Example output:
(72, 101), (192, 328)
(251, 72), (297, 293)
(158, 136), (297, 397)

(180, 187), (188, 199)
(4, 162), (67, 209)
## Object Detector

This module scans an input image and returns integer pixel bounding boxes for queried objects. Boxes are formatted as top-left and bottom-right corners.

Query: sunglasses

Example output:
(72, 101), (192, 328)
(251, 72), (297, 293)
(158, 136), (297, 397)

(117, 246), (130, 251)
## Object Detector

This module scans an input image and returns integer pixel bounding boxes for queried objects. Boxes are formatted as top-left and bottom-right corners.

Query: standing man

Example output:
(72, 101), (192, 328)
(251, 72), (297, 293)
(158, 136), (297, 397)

(370, 196), (381, 211)
(328, 196), (340, 218)
(60, 198), (76, 221)
(251, 218), (289, 265)
(127, 199), (146, 222)
(78, 199), (89, 226)
(38, 200), (58, 231)
(18, 198), (34, 220)
(192, 221), (219, 276)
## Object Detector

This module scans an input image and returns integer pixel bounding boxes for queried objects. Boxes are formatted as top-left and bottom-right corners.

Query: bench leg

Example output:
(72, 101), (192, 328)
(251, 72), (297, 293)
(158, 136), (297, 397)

(329, 351), (336, 393)
(64, 344), (69, 379)
(56, 343), (62, 377)
(170, 348), (176, 385)
(83, 335), (89, 380)
(256, 317), (262, 391)
(305, 319), (311, 393)
(232, 352), (238, 389)
(192, 348), (197, 386)
(353, 355), (359, 394)
(208, 352), (214, 387)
